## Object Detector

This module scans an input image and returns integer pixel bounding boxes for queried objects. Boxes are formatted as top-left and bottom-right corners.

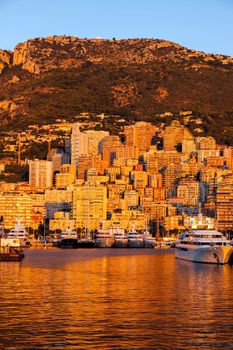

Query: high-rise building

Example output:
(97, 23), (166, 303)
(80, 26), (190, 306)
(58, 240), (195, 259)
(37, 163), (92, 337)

(55, 164), (76, 189)
(177, 180), (200, 206)
(72, 183), (107, 230)
(124, 190), (139, 208)
(163, 121), (193, 151)
(85, 130), (109, 156)
(182, 139), (196, 155)
(71, 123), (89, 168)
(223, 147), (233, 170)
(0, 192), (32, 229)
(155, 150), (182, 170)
(101, 135), (122, 166)
(49, 148), (70, 172)
(29, 159), (53, 190)
(124, 122), (157, 154)
(130, 171), (148, 190)
(146, 153), (159, 174)
(216, 175), (233, 231)
(77, 155), (107, 180)
(196, 136), (216, 150)
(71, 123), (109, 168)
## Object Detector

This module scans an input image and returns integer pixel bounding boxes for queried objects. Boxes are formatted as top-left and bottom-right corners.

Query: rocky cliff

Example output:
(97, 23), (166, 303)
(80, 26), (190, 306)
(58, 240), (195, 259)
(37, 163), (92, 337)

(0, 36), (233, 142)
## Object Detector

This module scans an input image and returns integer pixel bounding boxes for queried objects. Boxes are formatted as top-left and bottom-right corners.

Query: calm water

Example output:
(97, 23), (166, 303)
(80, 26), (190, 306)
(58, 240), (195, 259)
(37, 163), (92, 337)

(0, 248), (233, 350)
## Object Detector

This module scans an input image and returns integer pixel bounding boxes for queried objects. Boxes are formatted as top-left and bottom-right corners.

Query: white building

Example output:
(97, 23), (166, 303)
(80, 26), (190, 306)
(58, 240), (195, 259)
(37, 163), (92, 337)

(71, 123), (89, 168)
(71, 123), (109, 168)
(29, 159), (53, 190)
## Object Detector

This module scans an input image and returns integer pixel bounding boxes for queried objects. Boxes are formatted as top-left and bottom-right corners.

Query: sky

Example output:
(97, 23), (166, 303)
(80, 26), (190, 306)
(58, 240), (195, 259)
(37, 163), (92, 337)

(0, 0), (232, 56)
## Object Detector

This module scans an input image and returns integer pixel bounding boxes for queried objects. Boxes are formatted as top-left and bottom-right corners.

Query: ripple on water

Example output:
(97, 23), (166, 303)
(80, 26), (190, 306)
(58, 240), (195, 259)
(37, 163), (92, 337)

(0, 248), (233, 349)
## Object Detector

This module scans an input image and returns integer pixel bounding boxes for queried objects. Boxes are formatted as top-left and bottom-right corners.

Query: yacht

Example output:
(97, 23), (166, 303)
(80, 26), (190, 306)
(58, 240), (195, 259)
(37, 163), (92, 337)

(78, 229), (95, 248)
(112, 227), (128, 248)
(127, 227), (144, 248)
(95, 225), (114, 248)
(7, 218), (31, 247)
(58, 228), (78, 248)
(143, 231), (157, 248)
(175, 215), (233, 264)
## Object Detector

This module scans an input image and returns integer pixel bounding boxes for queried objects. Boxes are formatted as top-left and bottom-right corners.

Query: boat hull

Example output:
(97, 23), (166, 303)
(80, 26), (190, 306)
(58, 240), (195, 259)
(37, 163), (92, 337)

(58, 238), (79, 249)
(127, 239), (144, 248)
(113, 239), (128, 248)
(78, 239), (95, 248)
(0, 247), (24, 261)
(144, 239), (156, 248)
(175, 245), (233, 264)
(95, 238), (114, 248)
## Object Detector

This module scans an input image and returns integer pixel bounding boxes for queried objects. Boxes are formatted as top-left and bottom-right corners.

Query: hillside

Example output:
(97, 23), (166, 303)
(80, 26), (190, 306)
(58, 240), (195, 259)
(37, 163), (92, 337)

(0, 36), (233, 143)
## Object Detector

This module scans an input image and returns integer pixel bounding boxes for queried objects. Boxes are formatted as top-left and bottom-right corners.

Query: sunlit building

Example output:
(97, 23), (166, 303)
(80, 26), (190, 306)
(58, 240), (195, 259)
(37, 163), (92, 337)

(72, 183), (107, 230)
(29, 159), (53, 190)
(0, 192), (32, 229)
(216, 175), (233, 231)
(124, 122), (157, 154)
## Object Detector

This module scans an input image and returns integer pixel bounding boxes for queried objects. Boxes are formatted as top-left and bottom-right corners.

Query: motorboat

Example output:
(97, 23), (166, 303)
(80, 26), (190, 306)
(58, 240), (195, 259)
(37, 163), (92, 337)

(127, 227), (144, 248)
(7, 218), (31, 248)
(0, 237), (24, 261)
(78, 230), (95, 248)
(95, 225), (114, 248)
(58, 228), (78, 248)
(112, 227), (128, 248)
(175, 215), (233, 264)
(143, 231), (157, 248)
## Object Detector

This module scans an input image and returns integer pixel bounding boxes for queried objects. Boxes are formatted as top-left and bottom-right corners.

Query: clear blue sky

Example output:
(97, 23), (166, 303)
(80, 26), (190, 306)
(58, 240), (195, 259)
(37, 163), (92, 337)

(0, 0), (232, 55)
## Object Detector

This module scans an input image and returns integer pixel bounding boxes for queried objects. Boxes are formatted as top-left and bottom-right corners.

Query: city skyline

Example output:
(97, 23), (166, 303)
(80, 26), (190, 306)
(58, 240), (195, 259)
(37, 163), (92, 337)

(0, 0), (233, 55)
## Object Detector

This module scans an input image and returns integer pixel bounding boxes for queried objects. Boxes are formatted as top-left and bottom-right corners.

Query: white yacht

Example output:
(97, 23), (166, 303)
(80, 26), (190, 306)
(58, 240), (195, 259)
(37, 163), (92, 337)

(175, 215), (233, 264)
(127, 227), (144, 248)
(112, 227), (128, 248)
(143, 231), (157, 248)
(59, 228), (78, 248)
(95, 225), (114, 248)
(7, 218), (31, 247)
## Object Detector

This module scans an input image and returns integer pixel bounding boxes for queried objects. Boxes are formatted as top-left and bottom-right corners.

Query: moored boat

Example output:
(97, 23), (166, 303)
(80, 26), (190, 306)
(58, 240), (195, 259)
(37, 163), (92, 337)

(7, 218), (31, 248)
(112, 227), (128, 248)
(0, 237), (24, 261)
(95, 226), (114, 248)
(127, 227), (144, 248)
(78, 230), (95, 248)
(143, 231), (157, 248)
(175, 215), (233, 264)
(58, 228), (78, 249)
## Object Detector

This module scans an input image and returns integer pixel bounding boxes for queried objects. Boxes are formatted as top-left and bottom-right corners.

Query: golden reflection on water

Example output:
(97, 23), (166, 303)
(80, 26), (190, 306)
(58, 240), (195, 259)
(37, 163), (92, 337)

(0, 249), (233, 349)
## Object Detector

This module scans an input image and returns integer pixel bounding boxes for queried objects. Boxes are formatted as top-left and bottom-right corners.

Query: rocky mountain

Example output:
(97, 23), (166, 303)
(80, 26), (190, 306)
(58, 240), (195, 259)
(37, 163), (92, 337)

(0, 35), (233, 142)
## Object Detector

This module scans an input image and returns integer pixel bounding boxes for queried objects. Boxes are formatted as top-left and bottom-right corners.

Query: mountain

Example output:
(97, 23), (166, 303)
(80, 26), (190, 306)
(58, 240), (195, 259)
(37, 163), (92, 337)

(0, 35), (233, 142)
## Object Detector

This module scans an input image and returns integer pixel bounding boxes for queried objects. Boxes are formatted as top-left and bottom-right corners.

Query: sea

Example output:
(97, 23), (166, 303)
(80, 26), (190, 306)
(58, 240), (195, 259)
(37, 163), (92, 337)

(0, 248), (233, 350)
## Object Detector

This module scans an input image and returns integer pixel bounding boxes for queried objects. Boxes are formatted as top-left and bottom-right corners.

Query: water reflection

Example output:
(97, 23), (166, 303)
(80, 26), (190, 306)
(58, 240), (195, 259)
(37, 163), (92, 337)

(0, 249), (233, 349)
